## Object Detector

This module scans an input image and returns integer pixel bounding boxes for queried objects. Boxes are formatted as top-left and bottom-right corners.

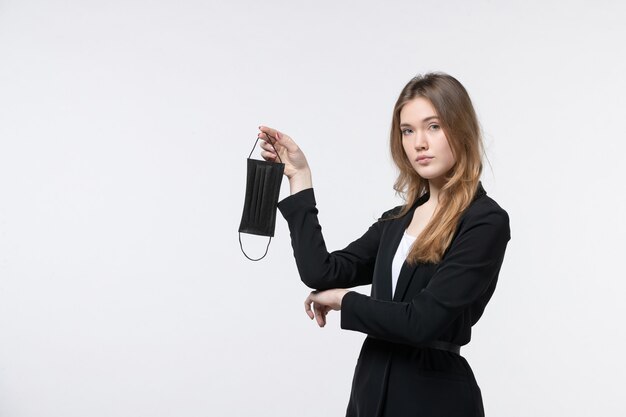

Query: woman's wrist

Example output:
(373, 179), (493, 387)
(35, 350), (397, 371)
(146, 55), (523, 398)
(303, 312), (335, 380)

(289, 169), (313, 195)
(338, 289), (351, 308)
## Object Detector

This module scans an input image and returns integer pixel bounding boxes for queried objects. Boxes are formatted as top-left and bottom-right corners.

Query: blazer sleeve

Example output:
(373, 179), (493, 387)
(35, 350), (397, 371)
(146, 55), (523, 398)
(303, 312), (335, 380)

(277, 188), (389, 290)
(340, 204), (511, 345)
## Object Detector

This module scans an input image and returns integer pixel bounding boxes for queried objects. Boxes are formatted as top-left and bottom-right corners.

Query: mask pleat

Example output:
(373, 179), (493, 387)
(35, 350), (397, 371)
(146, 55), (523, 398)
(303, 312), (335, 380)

(243, 160), (255, 225)
(254, 164), (266, 224)
(260, 164), (275, 229)
(249, 163), (262, 224)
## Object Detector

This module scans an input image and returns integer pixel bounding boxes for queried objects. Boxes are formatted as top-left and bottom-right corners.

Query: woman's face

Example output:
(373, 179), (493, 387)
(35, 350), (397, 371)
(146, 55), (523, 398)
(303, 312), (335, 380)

(400, 97), (456, 185)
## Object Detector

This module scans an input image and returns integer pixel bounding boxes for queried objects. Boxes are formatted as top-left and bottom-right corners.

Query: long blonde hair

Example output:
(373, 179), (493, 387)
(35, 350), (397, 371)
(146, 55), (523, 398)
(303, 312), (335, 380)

(387, 72), (485, 265)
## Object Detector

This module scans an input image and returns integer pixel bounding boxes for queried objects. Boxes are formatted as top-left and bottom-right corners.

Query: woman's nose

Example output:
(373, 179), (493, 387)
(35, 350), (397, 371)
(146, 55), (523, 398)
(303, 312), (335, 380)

(413, 131), (427, 150)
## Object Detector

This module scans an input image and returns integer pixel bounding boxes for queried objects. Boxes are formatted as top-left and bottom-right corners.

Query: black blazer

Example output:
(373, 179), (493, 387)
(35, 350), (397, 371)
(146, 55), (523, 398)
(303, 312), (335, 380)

(277, 182), (511, 417)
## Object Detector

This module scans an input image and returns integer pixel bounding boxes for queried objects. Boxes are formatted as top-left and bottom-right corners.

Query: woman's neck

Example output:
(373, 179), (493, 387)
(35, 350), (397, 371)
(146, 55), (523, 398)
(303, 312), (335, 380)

(426, 180), (443, 205)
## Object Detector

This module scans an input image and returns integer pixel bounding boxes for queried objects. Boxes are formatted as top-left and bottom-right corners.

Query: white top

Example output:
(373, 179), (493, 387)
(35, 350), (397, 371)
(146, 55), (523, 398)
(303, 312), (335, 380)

(391, 230), (417, 298)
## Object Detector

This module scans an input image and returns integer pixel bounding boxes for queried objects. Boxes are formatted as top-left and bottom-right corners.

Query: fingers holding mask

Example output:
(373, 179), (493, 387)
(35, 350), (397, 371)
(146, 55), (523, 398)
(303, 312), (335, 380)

(258, 125), (279, 143)
(258, 130), (279, 149)
(257, 134), (281, 162)
(260, 148), (277, 162)
(259, 141), (278, 161)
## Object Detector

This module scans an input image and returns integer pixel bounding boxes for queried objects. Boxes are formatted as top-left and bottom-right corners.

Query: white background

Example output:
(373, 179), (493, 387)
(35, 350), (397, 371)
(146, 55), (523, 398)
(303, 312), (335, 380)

(1, 1), (625, 416)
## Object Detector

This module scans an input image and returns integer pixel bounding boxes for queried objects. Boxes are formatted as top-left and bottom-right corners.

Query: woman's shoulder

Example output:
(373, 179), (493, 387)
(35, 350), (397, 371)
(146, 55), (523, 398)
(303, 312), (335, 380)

(461, 194), (511, 239)
(378, 204), (405, 221)
(465, 193), (509, 220)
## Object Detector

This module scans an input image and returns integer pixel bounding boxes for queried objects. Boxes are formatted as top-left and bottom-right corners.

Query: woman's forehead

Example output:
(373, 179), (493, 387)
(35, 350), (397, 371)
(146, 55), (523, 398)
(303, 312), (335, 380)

(400, 98), (440, 124)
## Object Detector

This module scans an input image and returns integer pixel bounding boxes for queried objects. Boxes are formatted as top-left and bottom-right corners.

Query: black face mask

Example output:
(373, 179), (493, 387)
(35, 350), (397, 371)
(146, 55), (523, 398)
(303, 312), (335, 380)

(238, 136), (285, 261)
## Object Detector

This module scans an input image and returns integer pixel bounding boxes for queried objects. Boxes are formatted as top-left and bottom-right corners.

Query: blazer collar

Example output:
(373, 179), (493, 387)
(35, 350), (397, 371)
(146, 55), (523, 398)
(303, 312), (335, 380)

(380, 181), (486, 302)
(408, 181), (487, 210)
(474, 181), (487, 201)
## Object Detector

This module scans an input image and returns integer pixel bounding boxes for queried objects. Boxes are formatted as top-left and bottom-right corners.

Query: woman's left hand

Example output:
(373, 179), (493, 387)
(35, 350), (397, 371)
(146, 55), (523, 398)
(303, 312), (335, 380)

(304, 289), (351, 327)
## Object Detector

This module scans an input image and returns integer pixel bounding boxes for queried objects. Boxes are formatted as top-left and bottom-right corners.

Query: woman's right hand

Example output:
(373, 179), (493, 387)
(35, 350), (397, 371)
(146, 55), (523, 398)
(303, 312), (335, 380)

(257, 125), (311, 180)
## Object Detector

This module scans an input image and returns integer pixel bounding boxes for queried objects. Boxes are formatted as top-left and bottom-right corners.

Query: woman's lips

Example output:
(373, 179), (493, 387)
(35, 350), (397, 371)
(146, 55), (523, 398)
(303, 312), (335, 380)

(417, 157), (433, 164)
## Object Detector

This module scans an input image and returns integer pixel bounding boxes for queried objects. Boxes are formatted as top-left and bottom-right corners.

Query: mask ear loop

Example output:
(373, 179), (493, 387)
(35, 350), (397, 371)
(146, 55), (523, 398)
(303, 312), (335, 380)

(247, 134), (284, 163)
(239, 135), (284, 261)
(239, 233), (272, 261)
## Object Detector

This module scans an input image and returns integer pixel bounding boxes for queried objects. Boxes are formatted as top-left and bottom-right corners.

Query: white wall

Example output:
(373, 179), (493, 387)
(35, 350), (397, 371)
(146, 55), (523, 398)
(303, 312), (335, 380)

(1, 1), (625, 416)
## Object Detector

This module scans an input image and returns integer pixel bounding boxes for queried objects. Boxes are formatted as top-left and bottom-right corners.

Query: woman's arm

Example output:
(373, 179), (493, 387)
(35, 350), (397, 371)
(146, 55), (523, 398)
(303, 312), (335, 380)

(338, 206), (511, 344)
(258, 125), (387, 291)
(278, 187), (385, 290)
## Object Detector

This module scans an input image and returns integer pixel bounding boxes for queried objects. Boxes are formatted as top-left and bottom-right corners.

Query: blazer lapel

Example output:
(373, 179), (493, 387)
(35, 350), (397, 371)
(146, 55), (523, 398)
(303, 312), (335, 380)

(376, 214), (412, 301)
(389, 181), (487, 302)
(392, 245), (421, 302)
(377, 192), (430, 301)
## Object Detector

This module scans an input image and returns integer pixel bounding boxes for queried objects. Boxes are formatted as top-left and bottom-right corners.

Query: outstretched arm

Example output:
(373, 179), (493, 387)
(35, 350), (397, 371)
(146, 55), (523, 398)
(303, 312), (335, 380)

(278, 188), (385, 290)
(258, 125), (386, 291)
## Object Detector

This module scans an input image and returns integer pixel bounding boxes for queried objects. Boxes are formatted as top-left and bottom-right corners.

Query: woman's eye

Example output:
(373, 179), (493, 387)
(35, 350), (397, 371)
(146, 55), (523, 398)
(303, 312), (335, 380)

(429, 124), (440, 131)
(401, 129), (412, 135)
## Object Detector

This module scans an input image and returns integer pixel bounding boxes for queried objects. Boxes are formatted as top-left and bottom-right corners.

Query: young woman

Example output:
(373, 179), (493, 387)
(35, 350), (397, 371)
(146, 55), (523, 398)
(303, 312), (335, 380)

(257, 72), (511, 417)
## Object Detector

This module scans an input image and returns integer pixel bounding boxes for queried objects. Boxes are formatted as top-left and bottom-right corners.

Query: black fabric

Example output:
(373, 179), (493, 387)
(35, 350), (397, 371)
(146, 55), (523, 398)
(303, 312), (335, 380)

(239, 158), (284, 236)
(277, 182), (511, 417)
(238, 138), (285, 261)
(420, 340), (461, 355)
